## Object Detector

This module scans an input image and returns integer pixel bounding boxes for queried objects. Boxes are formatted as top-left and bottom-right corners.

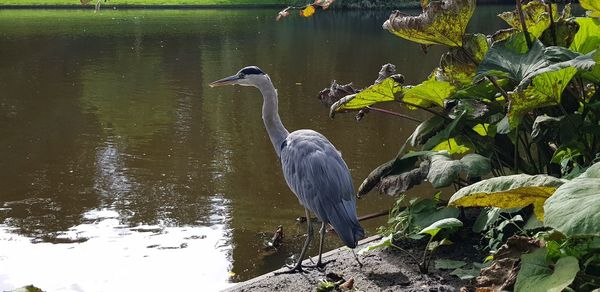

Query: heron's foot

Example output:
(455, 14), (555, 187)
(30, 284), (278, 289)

(273, 264), (308, 275)
(305, 259), (335, 271)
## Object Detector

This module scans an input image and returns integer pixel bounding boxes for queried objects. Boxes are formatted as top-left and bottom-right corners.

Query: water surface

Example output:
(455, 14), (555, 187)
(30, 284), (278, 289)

(0, 7), (508, 291)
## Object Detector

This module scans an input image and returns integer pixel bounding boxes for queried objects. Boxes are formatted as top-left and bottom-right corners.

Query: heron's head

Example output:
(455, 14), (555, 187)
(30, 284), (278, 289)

(209, 66), (268, 88)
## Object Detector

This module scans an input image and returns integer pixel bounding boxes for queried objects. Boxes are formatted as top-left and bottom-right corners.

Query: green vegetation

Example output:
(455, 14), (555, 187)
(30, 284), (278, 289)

(0, 0), (282, 5)
(323, 0), (600, 290)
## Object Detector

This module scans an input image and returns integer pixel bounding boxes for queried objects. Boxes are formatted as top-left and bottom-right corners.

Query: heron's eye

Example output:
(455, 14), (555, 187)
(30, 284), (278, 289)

(239, 73), (246, 78)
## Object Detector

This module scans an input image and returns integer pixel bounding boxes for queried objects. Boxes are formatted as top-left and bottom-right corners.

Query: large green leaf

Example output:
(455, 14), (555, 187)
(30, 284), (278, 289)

(427, 154), (463, 188)
(448, 174), (566, 220)
(382, 0), (476, 47)
(580, 0), (600, 17)
(570, 17), (600, 55)
(453, 78), (509, 100)
(418, 218), (463, 237)
(460, 153), (491, 178)
(544, 161), (600, 236)
(478, 33), (549, 83)
(403, 76), (456, 107)
(498, 0), (557, 38)
(507, 66), (577, 127)
(329, 77), (401, 114)
(440, 33), (489, 83)
(518, 50), (596, 89)
(515, 248), (579, 292)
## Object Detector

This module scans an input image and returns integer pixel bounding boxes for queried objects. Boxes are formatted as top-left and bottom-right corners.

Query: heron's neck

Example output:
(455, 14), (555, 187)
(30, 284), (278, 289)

(257, 76), (289, 157)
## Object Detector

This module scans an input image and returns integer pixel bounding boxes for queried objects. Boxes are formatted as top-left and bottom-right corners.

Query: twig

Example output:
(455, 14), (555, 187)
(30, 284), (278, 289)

(516, 0), (533, 50)
(367, 106), (422, 123)
(547, 1), (557, 46)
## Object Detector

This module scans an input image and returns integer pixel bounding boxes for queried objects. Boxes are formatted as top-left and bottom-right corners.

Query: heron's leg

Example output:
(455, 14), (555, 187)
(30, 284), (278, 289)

(274, 208), (313, 275)
(305, 222), (335, 270)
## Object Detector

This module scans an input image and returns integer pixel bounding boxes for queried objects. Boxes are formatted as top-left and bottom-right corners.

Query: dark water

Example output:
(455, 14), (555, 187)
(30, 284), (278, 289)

(0, 7), (508, 291)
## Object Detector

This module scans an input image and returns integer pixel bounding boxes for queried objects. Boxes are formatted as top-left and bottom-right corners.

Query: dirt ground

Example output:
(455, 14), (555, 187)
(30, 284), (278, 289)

(224, 232), (483, 292)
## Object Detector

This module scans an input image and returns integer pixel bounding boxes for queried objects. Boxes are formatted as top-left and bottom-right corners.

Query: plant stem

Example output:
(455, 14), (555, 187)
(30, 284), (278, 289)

(547, 2), (557, 46)
(366, 106), (422, 123)
(488, 76), (511, 101)
(514, 123), (519, 173)
(396, 100), (448, 119)
(518, 132), (539, 173)
(516, 0), (533, 50)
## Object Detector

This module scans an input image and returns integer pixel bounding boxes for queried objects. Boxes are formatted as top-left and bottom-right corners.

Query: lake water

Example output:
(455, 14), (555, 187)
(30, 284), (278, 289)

(0, 7), (508, 291)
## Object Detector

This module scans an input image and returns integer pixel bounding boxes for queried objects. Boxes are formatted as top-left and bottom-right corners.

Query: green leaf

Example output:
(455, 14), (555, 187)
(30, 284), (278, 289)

(427, 154), (463, 188)
(412, 205), (460, 231)
(478, 33), (549, 82)
(422, 111), (465, 150)
(515, 248), (579, 292)
(448, 174), (566, 220)
(517, 50), (596, 89)
(403, 76), (456, 107)
(382, 0), (476, 47)
(450, 267), (481, 280)
(544, 161), (600, 236)
(453, 78), (509, 100)
(358, 235), (392, 255)
(440, 33), (489, 83)
(460, 153), (491, 178)
(410, 115), (446, 147)
(570, 18), (600, 55)
(329, 77), (401, 114)
(472, 207), (501, 233)
(431, 138), (471, 155)
(418, 218), (463, 238)
(508, 66), (577, 127)
(435, 259), (467, 270)
(498, 0), (557, 38)
(580, 0), (600, 18)
(583, 50), (600, 84)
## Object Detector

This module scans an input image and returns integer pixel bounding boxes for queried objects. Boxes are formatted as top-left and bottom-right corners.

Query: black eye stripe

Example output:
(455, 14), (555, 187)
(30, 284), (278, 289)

(239, 66), (265, 75)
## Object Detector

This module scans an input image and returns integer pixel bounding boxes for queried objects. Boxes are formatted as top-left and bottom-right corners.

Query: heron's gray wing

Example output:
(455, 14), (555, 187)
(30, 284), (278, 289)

(280, 130), (364, 247)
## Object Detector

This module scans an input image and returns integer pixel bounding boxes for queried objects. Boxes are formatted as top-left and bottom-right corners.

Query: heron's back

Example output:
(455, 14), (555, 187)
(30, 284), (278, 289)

(280, 130), (364, 248)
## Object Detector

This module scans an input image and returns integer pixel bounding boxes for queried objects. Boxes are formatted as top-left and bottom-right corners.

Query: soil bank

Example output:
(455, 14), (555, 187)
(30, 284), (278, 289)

(225, 234), (482, 292)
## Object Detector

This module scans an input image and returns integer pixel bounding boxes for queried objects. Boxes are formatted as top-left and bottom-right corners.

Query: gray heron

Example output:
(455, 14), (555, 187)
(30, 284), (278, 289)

(210, 66), (364, 273)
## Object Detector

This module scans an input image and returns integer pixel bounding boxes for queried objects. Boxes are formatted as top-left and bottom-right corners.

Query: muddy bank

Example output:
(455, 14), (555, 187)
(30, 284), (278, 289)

(225, 234), (482, 292)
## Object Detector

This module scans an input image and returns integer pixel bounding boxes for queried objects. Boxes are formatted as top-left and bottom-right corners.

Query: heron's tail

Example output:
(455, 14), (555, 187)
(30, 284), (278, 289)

(327, 200), (365, 249)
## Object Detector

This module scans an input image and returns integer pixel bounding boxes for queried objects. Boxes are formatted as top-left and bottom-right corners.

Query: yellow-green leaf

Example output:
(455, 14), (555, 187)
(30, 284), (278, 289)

(382, 0), (476, 47)
(440, 33), (489, 83)
(403, 77), (456, 107)
(580, 0), (600, 17)
(432, 138), (471, 154)
(498, 0), (557, 38)
(448, 174), (566, 220)
(569, 18), (600, 54)
(508, 66), (577, 127)
(329, 77), (401, 114)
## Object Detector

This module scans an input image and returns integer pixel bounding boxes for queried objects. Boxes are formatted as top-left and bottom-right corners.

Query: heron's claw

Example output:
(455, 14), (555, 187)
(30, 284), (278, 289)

(273, 264), (308, 275)
(305, 259), (335, 271)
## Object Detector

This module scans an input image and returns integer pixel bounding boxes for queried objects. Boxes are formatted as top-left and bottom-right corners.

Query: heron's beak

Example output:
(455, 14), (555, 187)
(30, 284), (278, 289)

(209, 74), (241, 87)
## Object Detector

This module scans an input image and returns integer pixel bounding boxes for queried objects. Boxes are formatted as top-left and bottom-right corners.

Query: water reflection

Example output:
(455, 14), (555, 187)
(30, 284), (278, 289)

(0, 7), (511, 290)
